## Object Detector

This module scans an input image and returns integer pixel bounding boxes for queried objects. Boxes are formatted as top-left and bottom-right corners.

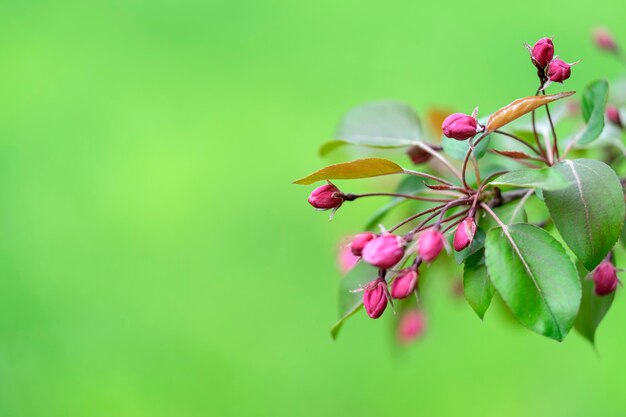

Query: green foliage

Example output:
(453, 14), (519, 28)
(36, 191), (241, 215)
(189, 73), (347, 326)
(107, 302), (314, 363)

(490, 167), (568, 190)
(574, 263), (615, 345)
(485, 224), (580, 341)
(463, 250), (494, 320)
(335, 100), (422, 147)
(331, 261), (375, 340)
(544, 159), (625, 270)
(579, 79), (609, 145)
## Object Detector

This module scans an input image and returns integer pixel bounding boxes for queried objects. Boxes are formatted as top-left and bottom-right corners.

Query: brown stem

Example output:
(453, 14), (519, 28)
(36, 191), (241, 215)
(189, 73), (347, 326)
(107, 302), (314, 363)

(493, 130), (542, 156)
(344, 192), (453, 203)
(403, 169), (454, 186)
(542, 91), (559, 161)
(461, 134), (488, 190)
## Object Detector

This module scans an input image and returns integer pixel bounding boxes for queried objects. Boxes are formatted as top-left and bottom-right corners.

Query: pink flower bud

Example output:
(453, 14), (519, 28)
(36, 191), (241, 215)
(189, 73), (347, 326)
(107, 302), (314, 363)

(308, 183), (343, 210)
(606, 106), (623, 128)
(531, 37), (554, 68)
(338, 242), (359, 275)
(406, 146), (431, 164)
(593, 261), (618, 296)
(390, 269), (418, 299)
(397, 310), (426, 344)
(418, 228), (444, 262)
(362, 234), (406, 269)
(350, 232), (376, 257)
(453, 217), (477, 252)
(363, 280), (388, 319)
(593, 28), (618, 52)
(442, 113), (479, 141)
(547, 59), (571, 83)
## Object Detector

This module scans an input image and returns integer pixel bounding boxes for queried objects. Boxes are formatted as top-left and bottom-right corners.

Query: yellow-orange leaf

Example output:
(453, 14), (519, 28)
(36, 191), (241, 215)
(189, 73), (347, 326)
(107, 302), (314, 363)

(486, 91), (575, 133)
(293, 158), (404, 185)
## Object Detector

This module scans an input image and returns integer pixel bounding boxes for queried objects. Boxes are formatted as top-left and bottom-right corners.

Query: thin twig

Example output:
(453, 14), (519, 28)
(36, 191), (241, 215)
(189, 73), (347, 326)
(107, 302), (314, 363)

(493, 130), (542, 156)
(461, 134), (488, 190)
(344, 192), (454, 203)
(409, 141), (463, 181)
(403, 169), (454, 186)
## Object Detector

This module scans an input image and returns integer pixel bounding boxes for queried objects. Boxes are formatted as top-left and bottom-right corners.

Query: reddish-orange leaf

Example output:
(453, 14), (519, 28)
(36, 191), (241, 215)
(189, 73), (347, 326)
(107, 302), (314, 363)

(292, 158), (404, 185)
(424, 183), (452, 190)
(492, 149), (533, 159)
(486, 91), (575, 133)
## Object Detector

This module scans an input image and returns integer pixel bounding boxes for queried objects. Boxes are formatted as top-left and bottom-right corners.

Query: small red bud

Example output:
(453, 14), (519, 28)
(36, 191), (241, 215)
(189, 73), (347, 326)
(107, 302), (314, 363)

(606, 106), (623, 128)
(442, 113), (479, 141)
(453, 217), (477, 252)
(531, 37), (555, 68)
(308, 183), (343, 210)
(362, 234), (406, 269)
(418, 228), (444, 262)
(406, 146), (431, 164)
(593, 28), (618, 52)
(593, 261), (618, 296)
(390, 269), (418, 299)
(350, 232), (376, 257)
(397, 310), (426, 344)
(363, 279), (388, 319)
(547, 59), (572, 83)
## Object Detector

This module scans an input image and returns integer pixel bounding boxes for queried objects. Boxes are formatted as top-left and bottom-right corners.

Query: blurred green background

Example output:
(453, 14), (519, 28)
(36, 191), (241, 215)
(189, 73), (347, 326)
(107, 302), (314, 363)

(0, 0), (626, 416)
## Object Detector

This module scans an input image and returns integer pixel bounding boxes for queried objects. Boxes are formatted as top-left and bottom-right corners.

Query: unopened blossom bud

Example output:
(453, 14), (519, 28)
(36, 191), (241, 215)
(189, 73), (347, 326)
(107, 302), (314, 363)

(406, 146), (431, 164)
(390, 268), (418, 299)
(453, 217), (477, 252)
(362, 234), (406, 269)
(308, 183), (343, 210)
(606, 106), (623, 128)
(363, 279), (388, 319)
(397, 310), (426, 344)
(350, 232), (376, 257)
(338, 241), (359, 275)
(593, 261), (618, 296)
(531, 37), (554, 68)
(593, 28), (618, 52)
(547, 59), (572, 83)
(418, 228), (444, 262)
(442, 113), (479, 141)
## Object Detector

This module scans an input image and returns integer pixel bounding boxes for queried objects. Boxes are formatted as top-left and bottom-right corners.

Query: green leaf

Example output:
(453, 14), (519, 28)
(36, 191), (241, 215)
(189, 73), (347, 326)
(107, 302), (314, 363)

(293, 158), (404, 185)
(364, 175), (425, 230)
(620, 216), (626, 249)
(573, 263), (615, 345)
(485, 224), (580, 341)
(336, 101), (422, 146)
(543, 159), (625, 270)
(463, 250), (494, 319)
(478, 200), (528, 231)
(442, 128), (492, 160)
(331, 261), (376, 340)
(489, 167), (568, 190)
(578, 79), (609, 145)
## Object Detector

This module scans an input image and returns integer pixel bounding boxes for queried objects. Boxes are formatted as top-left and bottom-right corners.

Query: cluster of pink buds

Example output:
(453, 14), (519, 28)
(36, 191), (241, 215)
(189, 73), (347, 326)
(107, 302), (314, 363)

(593, 255), (620, 296)
(525, 37), (579, 90)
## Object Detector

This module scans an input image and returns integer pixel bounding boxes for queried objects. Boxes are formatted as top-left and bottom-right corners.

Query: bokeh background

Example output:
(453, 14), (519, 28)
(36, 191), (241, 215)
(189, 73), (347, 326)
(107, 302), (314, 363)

(0, 0), (626, 416)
